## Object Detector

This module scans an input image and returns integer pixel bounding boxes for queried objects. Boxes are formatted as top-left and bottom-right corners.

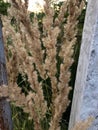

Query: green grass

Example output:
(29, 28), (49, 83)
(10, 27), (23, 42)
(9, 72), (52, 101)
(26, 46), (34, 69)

(11, 103), (34, 130)
(11, 103), (68, 130)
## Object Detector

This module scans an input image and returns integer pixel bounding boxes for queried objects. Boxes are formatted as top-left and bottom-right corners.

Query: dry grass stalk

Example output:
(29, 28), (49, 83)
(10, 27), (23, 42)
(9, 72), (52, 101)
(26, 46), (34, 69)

(0, 0), (85, 129)
(71, 117), (94, 130)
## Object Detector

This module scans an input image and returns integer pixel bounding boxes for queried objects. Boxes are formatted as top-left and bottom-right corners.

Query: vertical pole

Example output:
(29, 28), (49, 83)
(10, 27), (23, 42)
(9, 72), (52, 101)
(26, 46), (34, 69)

(0, 19), (13, 130)
(68, 0), (98, 130)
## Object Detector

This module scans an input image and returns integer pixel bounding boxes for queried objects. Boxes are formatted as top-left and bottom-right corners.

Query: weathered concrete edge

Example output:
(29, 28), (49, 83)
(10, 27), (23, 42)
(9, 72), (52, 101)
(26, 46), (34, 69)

(0, 19), (13, 130)
(0, 19), (7, 85)
(68, 0), (98, 130)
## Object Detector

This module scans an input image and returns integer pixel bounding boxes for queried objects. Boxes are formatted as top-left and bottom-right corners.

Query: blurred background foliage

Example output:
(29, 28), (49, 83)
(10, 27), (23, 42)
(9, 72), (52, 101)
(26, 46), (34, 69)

(0, 1), (87, 130)
(0, 0), (10, 15)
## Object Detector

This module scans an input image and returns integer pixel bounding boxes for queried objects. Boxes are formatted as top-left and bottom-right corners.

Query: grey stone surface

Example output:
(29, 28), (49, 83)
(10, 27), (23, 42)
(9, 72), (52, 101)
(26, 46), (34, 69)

(0, 20), (6, 64)
(68, 0), (98, 130)
(0, 20), (7, 85)
(0, 19), (13, 130)
(80, 16), (98, 130)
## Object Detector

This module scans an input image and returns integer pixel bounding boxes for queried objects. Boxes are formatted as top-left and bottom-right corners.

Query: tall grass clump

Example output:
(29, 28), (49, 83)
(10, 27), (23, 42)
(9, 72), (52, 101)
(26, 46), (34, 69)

(0, 0), (86, 130)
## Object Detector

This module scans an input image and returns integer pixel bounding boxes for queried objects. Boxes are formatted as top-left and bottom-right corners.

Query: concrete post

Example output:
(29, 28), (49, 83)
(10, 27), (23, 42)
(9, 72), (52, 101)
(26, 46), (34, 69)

(0, 19), (13, 130)
(68, 0), (98, 130)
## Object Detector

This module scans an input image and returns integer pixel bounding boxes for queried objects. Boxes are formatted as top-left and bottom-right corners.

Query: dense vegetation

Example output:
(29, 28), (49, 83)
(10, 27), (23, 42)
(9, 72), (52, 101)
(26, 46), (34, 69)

(0, 1), (86, 130)
(0, 0), (10, 15)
